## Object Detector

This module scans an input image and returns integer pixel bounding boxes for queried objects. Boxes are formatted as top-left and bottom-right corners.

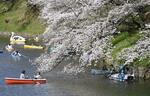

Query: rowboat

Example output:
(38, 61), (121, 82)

(10, 39), (25, 45)
(24, 45), (43, 49)
(5, 77), (47, 85)
(10, 32), (26, 45)
(109, 73), (134, 81)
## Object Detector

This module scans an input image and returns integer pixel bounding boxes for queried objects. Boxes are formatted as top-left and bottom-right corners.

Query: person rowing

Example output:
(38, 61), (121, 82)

(11, 50), (22, 61)
(11, 50), (21, 57)
(6, 44), (13, 49)
(11, 50), (31, 62)
(20, 70), (28, 79)
(5, 44), (14, 52)
(34, 72), (42, 79)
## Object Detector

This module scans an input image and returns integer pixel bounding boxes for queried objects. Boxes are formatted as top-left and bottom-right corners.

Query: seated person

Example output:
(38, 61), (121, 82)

(34, 72), (42, 79)
(20, 70), (27, 79)
(7, 44), (13, 49)
(110, 64), (116, 74)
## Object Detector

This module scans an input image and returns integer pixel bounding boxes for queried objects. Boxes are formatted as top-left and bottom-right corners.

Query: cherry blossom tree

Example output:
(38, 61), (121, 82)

(28, 0), (150, 74)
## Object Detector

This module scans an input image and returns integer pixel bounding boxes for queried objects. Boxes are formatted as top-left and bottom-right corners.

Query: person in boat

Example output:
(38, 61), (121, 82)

(11, 50), (21, 57)
(6, 44), (13, 49)
(20, 70), (28, 79)
(118, 69), (125, 81)
(34, 35), (39, 42)
(34, 72), (42, 79)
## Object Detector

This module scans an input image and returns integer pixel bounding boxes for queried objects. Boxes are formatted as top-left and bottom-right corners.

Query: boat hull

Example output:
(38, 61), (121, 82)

(5, 77), (46, 85)
(10, 40), (25, 45)
(10, 32), (26, 45)
(5, 47), (14, 52)
(109, 73), (134, 81)
(24, 45), (43, 49)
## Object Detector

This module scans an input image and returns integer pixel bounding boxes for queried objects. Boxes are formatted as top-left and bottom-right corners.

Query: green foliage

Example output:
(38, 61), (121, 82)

(112, 32), (141, 58)
(0, 35), (9, 43)
(133, 56), (150, 67)
(114, 5), (150, 66)
(0, 1), (13, 13)
(112, 32), (128, 45)
(17, 20), (30, 32)
(116, 24), (128, 32)
(0, 0), (45, 35)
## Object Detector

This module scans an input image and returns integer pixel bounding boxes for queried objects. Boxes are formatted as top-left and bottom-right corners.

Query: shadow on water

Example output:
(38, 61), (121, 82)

(0, 36), (150, 96)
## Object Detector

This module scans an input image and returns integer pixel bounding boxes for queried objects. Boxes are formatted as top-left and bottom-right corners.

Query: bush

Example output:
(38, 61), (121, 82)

(112, 32), (128, 45)
(133, 56), (150, 67)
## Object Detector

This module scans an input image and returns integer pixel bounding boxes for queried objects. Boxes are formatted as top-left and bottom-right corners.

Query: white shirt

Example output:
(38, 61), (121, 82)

(7, 45), (13, 49)
(12, 51), (21, 57)
(34, 74), (41, 79)
(20, 73), (25, 79)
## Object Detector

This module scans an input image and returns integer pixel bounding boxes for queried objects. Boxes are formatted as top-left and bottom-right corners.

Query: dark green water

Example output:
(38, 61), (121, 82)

(0, 36), (150, 96)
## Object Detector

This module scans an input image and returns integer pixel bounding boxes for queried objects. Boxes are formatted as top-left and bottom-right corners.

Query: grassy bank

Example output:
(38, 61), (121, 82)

(0, 0), (45, 35)
(0, 35), (9, 43)
(111, 32), (141, 59)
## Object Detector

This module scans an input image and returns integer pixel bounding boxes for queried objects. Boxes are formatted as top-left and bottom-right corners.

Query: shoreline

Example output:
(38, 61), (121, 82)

(0, 31), (45, 46)
(0, 31), (42, 39)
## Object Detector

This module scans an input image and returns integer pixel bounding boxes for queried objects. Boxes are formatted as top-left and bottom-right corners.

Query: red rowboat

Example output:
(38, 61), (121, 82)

(5, 77), (47, 85)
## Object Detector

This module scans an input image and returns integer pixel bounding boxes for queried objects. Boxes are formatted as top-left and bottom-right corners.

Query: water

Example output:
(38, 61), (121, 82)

(0, 37), (150, 96)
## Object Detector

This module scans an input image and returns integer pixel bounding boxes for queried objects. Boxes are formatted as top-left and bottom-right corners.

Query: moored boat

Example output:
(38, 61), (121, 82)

(10, 32), (26, 45)
(109, 73), (134, 81)
(5, 77), (47, 85)
(108, 64), (135, 81)
(24, 45), (43, 49)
